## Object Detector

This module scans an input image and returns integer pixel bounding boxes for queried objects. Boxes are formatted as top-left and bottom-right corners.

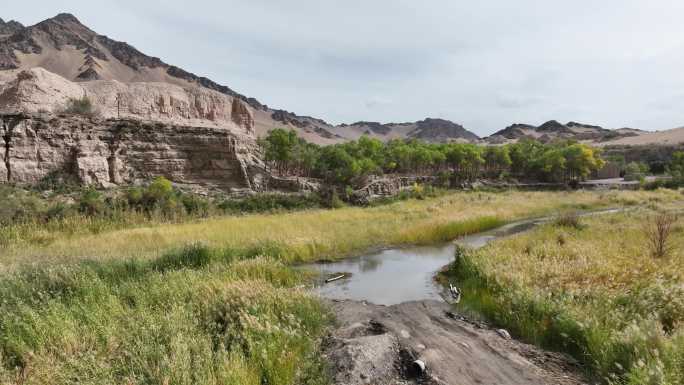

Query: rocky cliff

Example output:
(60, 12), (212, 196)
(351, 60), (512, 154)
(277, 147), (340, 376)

(0, 68), (256, 135)
(0, 113), (266, 192)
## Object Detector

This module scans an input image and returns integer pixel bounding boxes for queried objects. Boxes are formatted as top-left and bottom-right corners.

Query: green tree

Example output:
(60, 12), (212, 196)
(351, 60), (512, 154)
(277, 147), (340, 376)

(562, 143), (604, 181)
(260, 129), (299, 175)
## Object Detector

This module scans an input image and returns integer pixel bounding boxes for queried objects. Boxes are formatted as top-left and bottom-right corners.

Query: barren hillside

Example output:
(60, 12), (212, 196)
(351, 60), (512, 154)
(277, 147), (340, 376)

(0, 14), (479, 144)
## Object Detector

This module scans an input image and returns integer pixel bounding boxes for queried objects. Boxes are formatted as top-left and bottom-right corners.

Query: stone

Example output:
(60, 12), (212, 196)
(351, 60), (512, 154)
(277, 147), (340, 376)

(0, 113), (267, 192)
(496, 329), (512, 340)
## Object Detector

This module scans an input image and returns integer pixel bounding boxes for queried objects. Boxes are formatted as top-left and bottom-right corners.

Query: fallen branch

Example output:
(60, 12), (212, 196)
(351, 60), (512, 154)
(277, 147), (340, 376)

(326, 274), (346, 283)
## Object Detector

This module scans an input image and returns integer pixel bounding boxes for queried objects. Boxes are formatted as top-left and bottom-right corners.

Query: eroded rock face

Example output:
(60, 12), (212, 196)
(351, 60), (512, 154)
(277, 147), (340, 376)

(0, 113), (267, 192)
(231, 98), (254, 135)
(0, 68), (257, 136)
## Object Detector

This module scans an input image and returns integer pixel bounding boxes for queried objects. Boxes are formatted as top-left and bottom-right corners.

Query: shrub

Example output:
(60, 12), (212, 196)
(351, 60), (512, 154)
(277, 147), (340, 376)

(0, 186), (45, 225)
(63, 96), (96, 116)
(45, 202), (71, 221)
(644, 212), (678, 258)
(78, 188), (104, 216)
(181, 194), (210, 216)
(554, 212), (584, 229)
(126, 186), (144, 207)
(218, 193), (322, 214)
(144, 176), (174, 204)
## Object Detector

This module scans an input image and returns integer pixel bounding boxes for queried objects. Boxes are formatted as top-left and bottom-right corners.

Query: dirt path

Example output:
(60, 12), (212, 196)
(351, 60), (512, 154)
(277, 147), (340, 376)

(324, 299), (587, 385)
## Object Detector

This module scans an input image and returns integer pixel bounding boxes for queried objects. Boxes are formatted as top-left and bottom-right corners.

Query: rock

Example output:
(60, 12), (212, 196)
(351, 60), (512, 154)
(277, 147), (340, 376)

(0, 68), (258, 136)
(412, 360), (426, 375)
(0, 113), (267, 191)
(231, 98), (255, 134)
(496, 329), (512, 340)
(327, 333), (399, 385)
(327, 299), (589, 385)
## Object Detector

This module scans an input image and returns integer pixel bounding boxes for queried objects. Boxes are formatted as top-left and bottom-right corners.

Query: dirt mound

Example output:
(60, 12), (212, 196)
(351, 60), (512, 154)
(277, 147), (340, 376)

(325, 300), (587, 385)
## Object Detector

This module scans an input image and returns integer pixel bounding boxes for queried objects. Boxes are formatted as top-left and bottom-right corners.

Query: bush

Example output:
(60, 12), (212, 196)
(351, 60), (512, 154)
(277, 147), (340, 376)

(642, 179), (682, 190)
(181, 194), (210, 216)
(554, 212), (584, 229)
(78, 188), (104, 216)
(219, 193), (322, 214)
(63, 96), (96, 116)
(644, 212), (678, 258)
(0, 186), (45, 225)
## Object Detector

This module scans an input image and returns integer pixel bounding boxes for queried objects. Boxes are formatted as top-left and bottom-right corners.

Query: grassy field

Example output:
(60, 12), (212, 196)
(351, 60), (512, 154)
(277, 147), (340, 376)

(0, 189), (681, 384)
(443, 200), (684, 384)
(0, 249), (331, 385)
(2, 189), (674, 268)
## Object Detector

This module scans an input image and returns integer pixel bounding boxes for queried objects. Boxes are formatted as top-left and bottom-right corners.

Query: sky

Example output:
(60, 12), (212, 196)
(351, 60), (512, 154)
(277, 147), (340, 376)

(4, 1), (684, 136)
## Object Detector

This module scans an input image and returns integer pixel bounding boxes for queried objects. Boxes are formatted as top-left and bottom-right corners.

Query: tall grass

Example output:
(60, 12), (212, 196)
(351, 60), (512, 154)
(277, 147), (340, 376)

(442, 205), (684, 384)
(0, 244), (330, 385)
(3, 189), (675, 267)
(0, 190), (680, 384)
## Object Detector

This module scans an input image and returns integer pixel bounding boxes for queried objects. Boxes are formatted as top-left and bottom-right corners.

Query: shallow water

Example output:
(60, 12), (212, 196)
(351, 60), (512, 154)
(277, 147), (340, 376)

(307, 208), (622, 305)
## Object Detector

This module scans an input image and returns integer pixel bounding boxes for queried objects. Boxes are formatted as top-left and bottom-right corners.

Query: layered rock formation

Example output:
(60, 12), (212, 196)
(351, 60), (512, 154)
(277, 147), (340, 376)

(0, 68), (257, 135)
(0, 66), (269, 191)
(0, 113), (266, 191)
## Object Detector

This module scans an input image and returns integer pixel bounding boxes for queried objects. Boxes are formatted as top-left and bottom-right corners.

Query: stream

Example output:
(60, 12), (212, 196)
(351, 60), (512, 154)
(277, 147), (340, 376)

(306, 208), (623, 305)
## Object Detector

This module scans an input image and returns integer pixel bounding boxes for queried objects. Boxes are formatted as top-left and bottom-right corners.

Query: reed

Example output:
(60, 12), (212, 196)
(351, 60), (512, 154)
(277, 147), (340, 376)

(443, 204), (684, 384)
(3, 189), (675, 267)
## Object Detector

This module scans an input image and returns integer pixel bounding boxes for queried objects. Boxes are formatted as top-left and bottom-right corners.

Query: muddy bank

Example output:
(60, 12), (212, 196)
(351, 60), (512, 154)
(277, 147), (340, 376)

(324, 299), (587, 385)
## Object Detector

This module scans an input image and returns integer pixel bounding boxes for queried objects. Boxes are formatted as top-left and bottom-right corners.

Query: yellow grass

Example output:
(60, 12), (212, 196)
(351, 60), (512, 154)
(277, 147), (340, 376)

(476, 208), (684, 294)
(2, 189), (679, 267)
(452, 198), (684, 384)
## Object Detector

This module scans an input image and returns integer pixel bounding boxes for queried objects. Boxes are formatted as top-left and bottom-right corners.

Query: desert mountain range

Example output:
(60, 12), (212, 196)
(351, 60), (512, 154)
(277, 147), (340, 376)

(1, 13), (683, 146)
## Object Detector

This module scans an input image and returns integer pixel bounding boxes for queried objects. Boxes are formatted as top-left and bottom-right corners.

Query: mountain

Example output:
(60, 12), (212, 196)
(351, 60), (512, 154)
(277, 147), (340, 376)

(332, 118), (479, 143)
(598, 126), (684, 146)
(485, 120), (643, 144)
(0, 13), (479, 144)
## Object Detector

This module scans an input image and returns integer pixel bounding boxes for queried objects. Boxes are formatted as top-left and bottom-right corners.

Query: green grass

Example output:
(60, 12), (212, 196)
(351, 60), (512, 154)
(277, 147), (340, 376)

(3, 189), (674, 267)
(0, 189), (681, 384)
(441, 202), (684, 384)
(0, 244), (331, 385)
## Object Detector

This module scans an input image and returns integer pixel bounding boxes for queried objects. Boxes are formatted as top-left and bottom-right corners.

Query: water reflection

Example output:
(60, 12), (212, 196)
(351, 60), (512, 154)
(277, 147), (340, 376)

(359, 256), (383, 272)
(305, 208), (624, 305)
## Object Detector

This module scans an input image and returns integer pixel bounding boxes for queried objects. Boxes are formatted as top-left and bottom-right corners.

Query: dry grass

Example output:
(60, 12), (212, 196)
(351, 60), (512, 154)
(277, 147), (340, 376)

(0, 189), (681, 384)
(446, 199), (684, 384)
(1, 189), (675, 267)
(467, 208), (683, 293)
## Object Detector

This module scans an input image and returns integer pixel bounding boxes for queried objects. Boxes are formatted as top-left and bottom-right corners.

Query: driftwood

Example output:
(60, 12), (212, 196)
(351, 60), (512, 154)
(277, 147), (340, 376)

(326, 274), (346, 283)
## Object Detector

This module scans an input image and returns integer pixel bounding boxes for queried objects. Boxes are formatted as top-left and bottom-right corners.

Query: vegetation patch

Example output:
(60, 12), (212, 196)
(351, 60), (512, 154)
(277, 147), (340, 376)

(62, 96), (97, 116)
(0, 189), (681, 384)
(2, 189), (670, 266)
(259, 129), (606, 186)
(441, 206), (684, 384)
(0, 244), (331, 385)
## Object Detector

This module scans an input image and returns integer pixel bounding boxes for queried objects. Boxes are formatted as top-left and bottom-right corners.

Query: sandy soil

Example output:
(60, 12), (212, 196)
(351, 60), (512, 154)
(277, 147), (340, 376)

(324, 299), (587, 385)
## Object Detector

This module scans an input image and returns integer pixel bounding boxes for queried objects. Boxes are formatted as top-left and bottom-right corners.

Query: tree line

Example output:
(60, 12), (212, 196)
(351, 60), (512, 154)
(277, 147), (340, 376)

(258, 129), (606, 186)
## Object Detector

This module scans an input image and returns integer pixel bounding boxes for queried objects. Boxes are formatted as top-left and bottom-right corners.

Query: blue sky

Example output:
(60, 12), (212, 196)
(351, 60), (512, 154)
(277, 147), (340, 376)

(5, 1), (684, 135)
